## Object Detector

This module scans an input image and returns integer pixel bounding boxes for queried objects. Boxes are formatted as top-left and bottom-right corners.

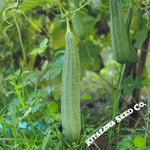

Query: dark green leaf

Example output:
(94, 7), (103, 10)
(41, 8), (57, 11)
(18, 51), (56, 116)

(41, 55), (64, 81)
(78, 41), (102, 77)
(121, 75), (145, 96)
(133, 75), (145, 89)
(116, 136), (133, 150)
(50, 55), (64, 80)
(134, 23), (150, 47)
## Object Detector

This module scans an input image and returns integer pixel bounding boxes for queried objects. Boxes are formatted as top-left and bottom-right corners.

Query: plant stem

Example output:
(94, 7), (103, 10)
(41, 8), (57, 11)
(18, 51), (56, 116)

(13, 13), (26, 67)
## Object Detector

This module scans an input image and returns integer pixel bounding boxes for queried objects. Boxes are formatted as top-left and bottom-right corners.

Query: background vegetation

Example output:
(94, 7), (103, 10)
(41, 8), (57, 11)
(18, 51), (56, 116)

(0, 0), (150, 149)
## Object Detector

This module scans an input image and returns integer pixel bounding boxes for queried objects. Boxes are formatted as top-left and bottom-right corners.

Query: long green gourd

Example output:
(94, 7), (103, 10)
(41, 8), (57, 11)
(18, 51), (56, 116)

(125, 6), (133, 36)
(71, 0), (86, 39)
(61, 19), (81, 141)
(109, 0), (139, 64)
(125, 6), (140, 63)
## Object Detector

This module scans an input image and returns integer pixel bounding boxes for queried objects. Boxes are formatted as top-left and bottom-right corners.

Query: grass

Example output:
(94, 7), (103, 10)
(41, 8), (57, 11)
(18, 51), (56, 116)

(0, 0), (149, 149)
(0, 61), (149, 150)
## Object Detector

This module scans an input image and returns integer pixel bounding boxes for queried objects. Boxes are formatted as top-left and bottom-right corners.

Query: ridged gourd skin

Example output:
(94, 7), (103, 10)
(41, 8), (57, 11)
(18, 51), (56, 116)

(109, 0), (130, 64)
(61, 28), (81, 141)
(125, 6), (140, 63)
(71, 0), (86, 39)
(109, 0), (139, 64)
(125, 6), (133, 35)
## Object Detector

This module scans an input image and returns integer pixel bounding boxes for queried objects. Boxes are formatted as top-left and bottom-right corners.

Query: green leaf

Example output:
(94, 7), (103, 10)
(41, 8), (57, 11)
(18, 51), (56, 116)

(133, 135), (146, 148)
(81, 94), (92, 100)
(129, 147), (138, 150)
(38, 85), (59, 98)
(121, 75), (145, 96)
(78, 41), (102, 77)
(28, 48), (44, 55)
(49, 55), (64, 80)
(54, 50), (65, 57)
(19, 0), (57, 12)
(25, 71), (42, 83)
(40, 38), (48, 49)
(28, 38), (48, 55)
(54, 113), (61, 122)
(42, 129), (51, 150)
(47, 101), (58, 114)
(133, 75), (145, 89)
(50, 24), (66, 50)
(134, 23), (150, 47)
(116, 136), (133, 150)
(41, 55), (64, 81)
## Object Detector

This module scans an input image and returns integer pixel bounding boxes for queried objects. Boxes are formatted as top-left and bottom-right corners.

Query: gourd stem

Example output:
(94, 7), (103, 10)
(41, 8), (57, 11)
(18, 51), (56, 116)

(66, 17), (71, 32)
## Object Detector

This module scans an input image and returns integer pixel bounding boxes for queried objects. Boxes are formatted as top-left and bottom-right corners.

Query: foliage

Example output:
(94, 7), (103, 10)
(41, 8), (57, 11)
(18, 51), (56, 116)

(121, 75), (145, 96)
(0, 0), (150, 149)
(116, 135), (147, 150)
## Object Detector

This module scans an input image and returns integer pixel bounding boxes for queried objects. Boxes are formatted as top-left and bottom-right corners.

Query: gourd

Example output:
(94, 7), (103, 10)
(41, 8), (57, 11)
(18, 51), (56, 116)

(61, 19), (81, 141)
(125, 6), (133, 35)
(109, 0), (139, 64)
(125, 6), (139, 63)
(109, 0), (130, 64)
(71, 0), (86, 39)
